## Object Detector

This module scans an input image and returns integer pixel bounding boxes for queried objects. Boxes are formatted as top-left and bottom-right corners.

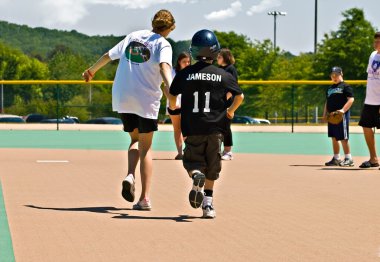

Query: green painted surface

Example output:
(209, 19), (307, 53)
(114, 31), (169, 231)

(0, 182), (15, 262)
(0, 130), (377, 156)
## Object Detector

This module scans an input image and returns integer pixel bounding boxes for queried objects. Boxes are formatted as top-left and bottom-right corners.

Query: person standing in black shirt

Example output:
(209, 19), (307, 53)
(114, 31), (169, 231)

(169, 29), (244, 218)
(322, 67), (354, 167)
(217, 48), (238, 161)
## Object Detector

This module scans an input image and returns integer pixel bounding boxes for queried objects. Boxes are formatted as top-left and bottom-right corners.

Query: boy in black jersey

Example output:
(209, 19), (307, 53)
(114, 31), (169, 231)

(322, 67), (355, 167)
(169, 29), (244, 218)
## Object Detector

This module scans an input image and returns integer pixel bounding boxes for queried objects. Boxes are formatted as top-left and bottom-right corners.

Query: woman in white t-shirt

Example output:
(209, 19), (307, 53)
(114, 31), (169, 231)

(167, 52), (190, 160)
(82, 10), (176, 210)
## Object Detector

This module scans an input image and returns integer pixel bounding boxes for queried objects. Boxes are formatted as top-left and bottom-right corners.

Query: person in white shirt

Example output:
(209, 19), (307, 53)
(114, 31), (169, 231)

(166, 52), (191, 160)
(82, 9), (176, 210)
(358, 32), (380, 168)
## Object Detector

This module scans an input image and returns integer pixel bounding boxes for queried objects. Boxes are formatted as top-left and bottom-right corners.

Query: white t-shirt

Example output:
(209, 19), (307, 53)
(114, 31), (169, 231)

(109, 30), (172, 119)
(166, 68), (181, 115)
(365, 51), (380, 105)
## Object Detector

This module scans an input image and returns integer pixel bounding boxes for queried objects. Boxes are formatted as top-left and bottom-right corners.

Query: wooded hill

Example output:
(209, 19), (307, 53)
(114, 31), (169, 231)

(0, 8), (377, 121)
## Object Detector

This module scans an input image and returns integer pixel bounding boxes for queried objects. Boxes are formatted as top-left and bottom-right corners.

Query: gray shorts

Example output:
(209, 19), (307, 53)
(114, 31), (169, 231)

(182, 133), (223, 181)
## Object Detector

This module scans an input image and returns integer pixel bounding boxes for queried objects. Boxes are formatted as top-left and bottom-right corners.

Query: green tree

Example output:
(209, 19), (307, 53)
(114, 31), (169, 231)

(315, 8), (377, 116)
(315, 8), (376, 80)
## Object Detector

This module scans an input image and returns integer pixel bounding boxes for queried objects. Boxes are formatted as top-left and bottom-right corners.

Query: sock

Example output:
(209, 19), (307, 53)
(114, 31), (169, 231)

(345, 154), (352, 160)
(203, 196), (213, 208)
(333, 154), (340, 160)
(204, 189), (213, 197)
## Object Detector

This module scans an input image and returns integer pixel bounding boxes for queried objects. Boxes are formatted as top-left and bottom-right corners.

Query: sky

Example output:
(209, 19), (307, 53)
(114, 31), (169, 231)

(0, 0), (378, 55)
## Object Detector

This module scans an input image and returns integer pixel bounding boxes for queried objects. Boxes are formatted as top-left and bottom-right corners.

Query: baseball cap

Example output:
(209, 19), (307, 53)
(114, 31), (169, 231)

(331, 66), (343, 75)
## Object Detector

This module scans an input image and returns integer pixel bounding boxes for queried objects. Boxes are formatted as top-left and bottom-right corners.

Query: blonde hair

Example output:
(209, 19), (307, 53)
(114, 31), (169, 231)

(152, 10), (175, 33)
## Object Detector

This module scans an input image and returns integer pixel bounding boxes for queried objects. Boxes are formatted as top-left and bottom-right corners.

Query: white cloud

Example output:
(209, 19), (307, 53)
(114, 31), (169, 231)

(204, 1), (242, 21)
(92, 0), (187, 9)
(246, 0), (281, 16)
(1, 0), (189, 27)
(38, 0), (88, 26)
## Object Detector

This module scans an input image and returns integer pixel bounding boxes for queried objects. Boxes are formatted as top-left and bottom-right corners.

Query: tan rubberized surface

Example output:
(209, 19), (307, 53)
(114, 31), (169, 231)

(2, 148), (380, 261)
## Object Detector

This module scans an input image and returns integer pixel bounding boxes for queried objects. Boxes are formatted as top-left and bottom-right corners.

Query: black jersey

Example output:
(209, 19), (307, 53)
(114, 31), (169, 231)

(220, 64), (238, 81)
(170, 61), (243, 136)
(326, 81), (354, 112)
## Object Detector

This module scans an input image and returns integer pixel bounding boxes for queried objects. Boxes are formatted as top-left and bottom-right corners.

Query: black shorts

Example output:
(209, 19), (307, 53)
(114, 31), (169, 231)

(328, 112), (350, 141)
(358, 104), (380, 129)
(167, 107), (181, 115)
(119, 113), (158, 133)
(182, 133), (223, 181)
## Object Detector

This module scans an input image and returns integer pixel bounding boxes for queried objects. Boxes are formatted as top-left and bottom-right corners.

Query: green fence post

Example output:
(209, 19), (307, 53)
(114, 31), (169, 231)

(291, 85), (295, 133)
(56, 85), (60, 131)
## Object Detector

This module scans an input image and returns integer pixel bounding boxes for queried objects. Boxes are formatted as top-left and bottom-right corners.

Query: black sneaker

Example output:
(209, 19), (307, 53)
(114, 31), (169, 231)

(325, 158), (342, 166)
(189, 172), (205, 209)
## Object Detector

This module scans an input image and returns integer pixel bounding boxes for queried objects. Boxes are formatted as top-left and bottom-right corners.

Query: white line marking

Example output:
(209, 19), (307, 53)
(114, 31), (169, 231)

(36, 160), (69, 163)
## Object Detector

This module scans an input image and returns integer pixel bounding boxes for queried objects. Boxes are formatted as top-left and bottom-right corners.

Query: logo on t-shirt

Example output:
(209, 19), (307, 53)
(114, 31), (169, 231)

(372, 60), (380, 73)
(125, 41), (151, 63)
(327, 87), (343, 97)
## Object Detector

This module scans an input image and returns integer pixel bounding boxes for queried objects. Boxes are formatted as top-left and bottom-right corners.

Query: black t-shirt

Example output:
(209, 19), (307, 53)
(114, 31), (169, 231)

(220, 64), (238, 81)
(170, 61), (243, 136)
(326, 81), (354, 112)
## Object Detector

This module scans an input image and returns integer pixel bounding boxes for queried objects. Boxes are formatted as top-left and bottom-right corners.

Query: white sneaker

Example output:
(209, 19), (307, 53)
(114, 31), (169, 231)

(121, 174), (135, 202)
(202, 196), (216, 218)
(202, 196), (216, 219)
(221, 152), (233, 160)
(133, 198), (152, 211)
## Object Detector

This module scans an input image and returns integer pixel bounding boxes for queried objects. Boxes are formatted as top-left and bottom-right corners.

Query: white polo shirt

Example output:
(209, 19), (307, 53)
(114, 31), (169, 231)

(109, 30), (172, 119)
(365, 51), (380, 105)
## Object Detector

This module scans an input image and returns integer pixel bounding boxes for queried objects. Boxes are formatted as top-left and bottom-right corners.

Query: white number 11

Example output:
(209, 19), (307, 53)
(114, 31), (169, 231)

(193, 91), (211, 113)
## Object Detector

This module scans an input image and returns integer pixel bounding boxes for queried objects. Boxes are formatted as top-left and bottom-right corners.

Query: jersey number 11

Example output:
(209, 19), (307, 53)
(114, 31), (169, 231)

(193, 91), (210, 113)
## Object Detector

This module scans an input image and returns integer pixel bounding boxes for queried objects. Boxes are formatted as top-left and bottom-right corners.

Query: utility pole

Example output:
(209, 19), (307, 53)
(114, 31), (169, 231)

(314, 0), (318, 54)
(267, 11), (287, 50)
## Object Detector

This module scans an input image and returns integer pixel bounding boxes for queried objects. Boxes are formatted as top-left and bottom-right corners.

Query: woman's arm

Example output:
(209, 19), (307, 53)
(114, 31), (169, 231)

(82, 52), (112, 82)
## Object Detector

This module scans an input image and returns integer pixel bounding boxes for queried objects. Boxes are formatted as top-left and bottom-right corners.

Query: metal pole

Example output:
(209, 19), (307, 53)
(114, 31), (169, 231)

(314, 0), (318, 53)
(56, 85), (60, 131)
(274, 13), (277, 50)
(291, 86), (295, 133)
(1, 83), (3, 114)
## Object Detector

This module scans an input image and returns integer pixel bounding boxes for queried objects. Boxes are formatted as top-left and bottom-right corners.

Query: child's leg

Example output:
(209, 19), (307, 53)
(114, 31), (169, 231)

(332, 137), (340, 156)
(204, 179), (214, 192)
(169, 114), (183, 157)
(138, 131), (154, 201)
(121, 128), (140, 203)
(340, 139), (354, 166)
(341, 139), (351, 155)
(127, 128), (140, 176)
(183, 136), (207, 209)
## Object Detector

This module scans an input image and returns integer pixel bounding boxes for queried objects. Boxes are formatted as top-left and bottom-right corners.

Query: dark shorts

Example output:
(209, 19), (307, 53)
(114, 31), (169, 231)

(182, 133), (223, 181)
(328, 112), (350, 141)
(167, 107), (181, 115)
(358, 104), (380, 129)
(119, 113), (158, 133)
(223, 119), (233, 147)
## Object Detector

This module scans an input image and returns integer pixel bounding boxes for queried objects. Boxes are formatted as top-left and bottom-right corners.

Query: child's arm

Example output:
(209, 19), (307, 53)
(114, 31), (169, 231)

(159, 62), (173, 100)
(226, 92), (232, 100)
(227, 93), (244, 119)
(340, 97), (354, 113)
(82, 53), (112, 82)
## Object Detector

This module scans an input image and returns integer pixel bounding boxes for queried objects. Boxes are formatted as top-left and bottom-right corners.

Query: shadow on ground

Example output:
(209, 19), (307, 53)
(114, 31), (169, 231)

(24, 204), (199, 222)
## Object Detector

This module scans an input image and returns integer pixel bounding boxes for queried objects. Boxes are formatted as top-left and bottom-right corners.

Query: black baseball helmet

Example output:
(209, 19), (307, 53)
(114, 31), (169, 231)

(189, 29), (220, 61)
